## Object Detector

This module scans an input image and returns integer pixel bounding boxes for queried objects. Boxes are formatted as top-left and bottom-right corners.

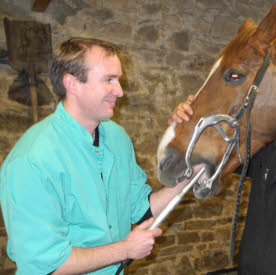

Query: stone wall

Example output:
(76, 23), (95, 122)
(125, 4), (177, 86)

(0, 0), (274, 274)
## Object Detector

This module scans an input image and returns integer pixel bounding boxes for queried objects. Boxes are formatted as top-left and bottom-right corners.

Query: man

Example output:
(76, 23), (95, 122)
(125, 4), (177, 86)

(173, 95), (276, 274)
(0, 37), (194, 275)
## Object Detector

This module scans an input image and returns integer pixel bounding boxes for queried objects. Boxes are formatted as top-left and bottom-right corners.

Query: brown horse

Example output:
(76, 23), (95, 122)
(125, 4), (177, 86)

(157, 3), (276, 199)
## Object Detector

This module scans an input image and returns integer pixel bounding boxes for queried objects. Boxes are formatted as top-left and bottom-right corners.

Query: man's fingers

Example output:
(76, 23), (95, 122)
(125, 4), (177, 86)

(176, 108), (192, 122)
(173, 113), (185, 123)
(179, 104), (193, 116)
(176, 111), (190, 122)
(168, 94), (194, 125)
(152, 227), (162, 237)
(187, 94), (194, 104)
(135, 218), (162, 237)
(136, 217), (154, 230)
(168, 108), (191, 125)
(168, 118), (174, 125)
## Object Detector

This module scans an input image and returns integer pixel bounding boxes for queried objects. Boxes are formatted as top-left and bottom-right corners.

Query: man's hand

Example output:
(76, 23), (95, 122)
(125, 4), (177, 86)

(123, 218), (162, 260)
(168, 94), (194, 125)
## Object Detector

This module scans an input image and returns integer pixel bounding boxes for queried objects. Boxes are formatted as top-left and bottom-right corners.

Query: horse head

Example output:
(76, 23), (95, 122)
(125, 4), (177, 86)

(157, 3), (276, 199)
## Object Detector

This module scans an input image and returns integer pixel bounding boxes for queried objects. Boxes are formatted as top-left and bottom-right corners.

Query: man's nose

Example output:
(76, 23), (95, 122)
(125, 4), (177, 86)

(114, 81), (124, 97)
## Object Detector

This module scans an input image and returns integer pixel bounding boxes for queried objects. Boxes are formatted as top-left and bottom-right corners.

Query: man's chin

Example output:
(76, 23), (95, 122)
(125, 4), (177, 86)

(101, 110), (114, 120)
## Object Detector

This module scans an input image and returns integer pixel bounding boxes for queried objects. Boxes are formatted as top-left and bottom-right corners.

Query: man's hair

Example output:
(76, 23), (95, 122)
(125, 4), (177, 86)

(48, 37), (123, 97)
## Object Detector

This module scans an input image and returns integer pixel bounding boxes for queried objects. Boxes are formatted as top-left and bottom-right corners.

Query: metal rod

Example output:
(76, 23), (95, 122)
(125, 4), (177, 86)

(118, 167), (206, 272)
(149, 166), (206, 230)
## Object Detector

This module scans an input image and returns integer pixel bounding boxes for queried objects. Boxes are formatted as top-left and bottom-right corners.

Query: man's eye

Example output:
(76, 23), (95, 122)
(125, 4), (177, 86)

(105, 78), (113, 83)
(224, 68), (246, 85)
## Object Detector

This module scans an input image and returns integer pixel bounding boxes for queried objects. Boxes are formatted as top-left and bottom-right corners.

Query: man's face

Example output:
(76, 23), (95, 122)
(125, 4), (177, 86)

(77, 46), (123, 124)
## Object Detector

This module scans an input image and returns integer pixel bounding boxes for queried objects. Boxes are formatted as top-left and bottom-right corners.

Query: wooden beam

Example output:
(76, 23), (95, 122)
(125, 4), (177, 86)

(32, 0), (52, 12)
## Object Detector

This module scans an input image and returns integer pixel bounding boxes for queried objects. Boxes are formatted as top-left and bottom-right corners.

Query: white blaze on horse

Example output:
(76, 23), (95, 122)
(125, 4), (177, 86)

(157, 3), (276, 199)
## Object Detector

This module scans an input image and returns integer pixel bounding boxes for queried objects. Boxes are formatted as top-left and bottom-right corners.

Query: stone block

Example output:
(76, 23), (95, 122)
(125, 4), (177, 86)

(216, 228), (231, 242)
(155, 255), (176, 264)
(193, 201), (223, 218)
(151, 262), (171, 274)
(178, 232), (200, 244)
(0, 211), (4, 228)
(127, 266), (150, 275)
(201, 231), (215, 242)
(197, 244), (207, 250)
(103, 0), (129, 10)
(135, 25), (159, 43)
(235, 3), (263, 21)
(177, 74), (204, 94)
(187, 54), (215, 75)
(170, 31), (191, 51)
(159, 244), (193, 256)
(142, 3), (162, 15)
(209, 242), (228, 249)
(185, 220), (216, 230)
(166, 205), (193, 225)
(165, 51), (185, 67)
(0, 137), (10, 156)
(196, 0), (227, 9)
(3, 257), (16, 271)
(195, 249), (229, 270)
(156, 235), (175, 248)
(211, 16), (241, 39)
(0, 112), (32, 133)
(162, 0), (194, 12)
(177, 255), (195, 275)
(215, 217), (232, 226)
(101, 22), (132, 40)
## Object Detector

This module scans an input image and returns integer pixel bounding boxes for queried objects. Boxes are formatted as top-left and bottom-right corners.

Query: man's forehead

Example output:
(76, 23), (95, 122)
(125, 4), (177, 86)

(85, 47), (122, 77)
(85, 46), (120, 64)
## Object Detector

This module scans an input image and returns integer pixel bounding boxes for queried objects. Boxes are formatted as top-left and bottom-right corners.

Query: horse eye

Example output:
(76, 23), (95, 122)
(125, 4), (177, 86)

(224, 68), (246, 85)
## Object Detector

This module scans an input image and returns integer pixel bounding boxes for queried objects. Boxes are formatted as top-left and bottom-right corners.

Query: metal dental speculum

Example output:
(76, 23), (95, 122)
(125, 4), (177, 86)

(177, 85), (260, 188)
(177, 114), (242, 189)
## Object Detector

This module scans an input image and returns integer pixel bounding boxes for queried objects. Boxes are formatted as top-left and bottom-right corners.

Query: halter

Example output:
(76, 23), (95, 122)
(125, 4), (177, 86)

(177, 49), (272, 259)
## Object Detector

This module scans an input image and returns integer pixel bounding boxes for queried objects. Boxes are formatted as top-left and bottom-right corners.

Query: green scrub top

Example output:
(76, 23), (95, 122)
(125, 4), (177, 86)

(0, 102), (152, 274)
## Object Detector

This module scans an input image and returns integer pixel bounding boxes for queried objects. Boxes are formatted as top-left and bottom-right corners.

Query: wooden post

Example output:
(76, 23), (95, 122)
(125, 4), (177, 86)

(29, 70), (38, 123)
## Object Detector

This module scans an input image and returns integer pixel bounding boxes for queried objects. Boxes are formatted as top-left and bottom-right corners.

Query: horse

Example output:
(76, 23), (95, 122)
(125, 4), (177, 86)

(157, 3), (276, 200)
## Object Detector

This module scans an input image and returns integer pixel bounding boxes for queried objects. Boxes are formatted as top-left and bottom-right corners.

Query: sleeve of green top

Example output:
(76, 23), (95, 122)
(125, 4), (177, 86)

(128, 139), (152, 224)
(2, 156), (72, 275)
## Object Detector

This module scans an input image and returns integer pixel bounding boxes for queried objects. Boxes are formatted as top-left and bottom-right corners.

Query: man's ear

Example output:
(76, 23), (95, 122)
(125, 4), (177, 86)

(63, 73), (80, 95)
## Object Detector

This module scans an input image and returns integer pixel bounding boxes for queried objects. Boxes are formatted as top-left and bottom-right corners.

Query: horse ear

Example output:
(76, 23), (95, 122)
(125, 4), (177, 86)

(248, 3), (276, 55)
(238, 18), (256, 34)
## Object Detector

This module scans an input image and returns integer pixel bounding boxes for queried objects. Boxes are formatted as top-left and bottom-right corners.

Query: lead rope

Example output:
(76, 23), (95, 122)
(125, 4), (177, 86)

(229, 87), (257, 260)
(229, 49), (272, 260)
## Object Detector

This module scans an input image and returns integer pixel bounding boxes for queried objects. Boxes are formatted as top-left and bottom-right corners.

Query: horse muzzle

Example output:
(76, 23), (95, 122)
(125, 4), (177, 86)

(157, 146), (217, 199)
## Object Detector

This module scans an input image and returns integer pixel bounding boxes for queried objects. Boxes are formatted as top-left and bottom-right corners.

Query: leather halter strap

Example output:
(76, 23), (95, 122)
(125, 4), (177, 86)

(229, 49), (272, 260)
(254, 50), (273, 86)
(234, 50), (272, 121)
